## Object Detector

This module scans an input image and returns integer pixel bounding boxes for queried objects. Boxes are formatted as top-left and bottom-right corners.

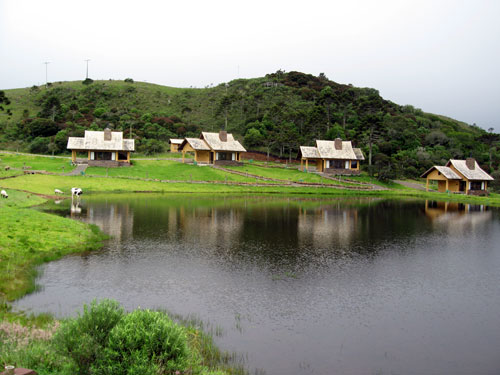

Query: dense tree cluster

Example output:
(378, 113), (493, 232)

(0, 72), (498, 180)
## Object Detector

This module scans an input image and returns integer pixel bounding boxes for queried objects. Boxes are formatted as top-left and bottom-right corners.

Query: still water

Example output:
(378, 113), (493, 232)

(15, 195), (500, 374)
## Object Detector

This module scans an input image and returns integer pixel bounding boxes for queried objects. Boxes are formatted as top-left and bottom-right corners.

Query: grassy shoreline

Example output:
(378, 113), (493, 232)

(0, 183), (248, 374)
(0, 190), (107, 302)
(1, 173), (499, 206)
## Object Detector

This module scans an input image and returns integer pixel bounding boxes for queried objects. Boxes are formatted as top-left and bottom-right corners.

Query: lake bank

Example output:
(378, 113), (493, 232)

(0, 191), (249, 375)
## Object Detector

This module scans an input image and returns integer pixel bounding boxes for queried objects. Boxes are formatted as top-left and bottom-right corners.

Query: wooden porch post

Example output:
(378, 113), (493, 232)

(88, 151), (91, 160)
(445, 179), (449, 192)
(426, 178), (429, 192)
(305, 159), (309, 171)
(127, 152), (130, 163)
(182, 151), (185, 163)
(72, 150), (76, 163)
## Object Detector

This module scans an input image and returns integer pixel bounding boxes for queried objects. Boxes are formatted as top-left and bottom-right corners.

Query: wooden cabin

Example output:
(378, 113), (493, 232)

(298, 138), (364, 175)
(168, 138), (183, 152)
(178, 131), (246, 165)
(67, 128), (134, 166)
(421, 158), (494, 195)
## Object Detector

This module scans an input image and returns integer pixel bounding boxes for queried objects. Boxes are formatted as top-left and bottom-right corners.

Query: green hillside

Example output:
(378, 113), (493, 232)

(0, 71), (498, 180)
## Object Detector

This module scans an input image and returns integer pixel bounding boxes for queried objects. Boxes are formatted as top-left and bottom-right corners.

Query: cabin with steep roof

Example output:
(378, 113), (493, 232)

(298, 138), (365, 175)
(178, 131), (246, 165)
(67, 128), (134, 166)
(421, 158), (494, 195)
(168, 138), (184, 153)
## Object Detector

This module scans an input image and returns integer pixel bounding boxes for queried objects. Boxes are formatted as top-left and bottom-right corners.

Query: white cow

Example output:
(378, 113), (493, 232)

(71, 187), (83, 197)
(54, 189), (64, 195)
(1, 189), (8, 199)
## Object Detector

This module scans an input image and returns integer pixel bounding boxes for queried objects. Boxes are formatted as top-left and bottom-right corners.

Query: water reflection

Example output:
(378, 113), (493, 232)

(24, 195), (500, 375)
(424, 200), (492, 233)
(298, 204), (359, 248)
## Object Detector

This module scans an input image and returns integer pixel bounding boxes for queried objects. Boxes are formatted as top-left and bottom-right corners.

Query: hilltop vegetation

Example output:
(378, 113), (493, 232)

(1, 71), (499, 180)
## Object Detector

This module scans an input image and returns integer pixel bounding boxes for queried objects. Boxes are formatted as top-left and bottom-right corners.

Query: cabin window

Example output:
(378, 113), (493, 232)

(351, 161), (358, 169)
(118, 152), (128, 160)
(470, 181), (483, 190)
(94, 152), (112, 160)
(330, 160), (344, 169)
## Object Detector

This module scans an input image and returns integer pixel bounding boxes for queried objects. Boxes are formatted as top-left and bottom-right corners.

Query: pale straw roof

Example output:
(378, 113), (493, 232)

(67, 130), (134, 151)
(299, 146), (321, 159)
(353, 148), (365, 161)
(447, 160), (494, 181)
(168, 138), (184, 145)
(201, 132), (246, 152)
(316, 140), (361, 160)
(421, 166), (462, 179)
(180, 138), (211, 151)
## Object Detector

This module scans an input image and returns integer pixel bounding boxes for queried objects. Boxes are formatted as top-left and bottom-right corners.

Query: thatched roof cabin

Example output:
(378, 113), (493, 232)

(67, 128), (134, 166)
(298, 138), (364, 175)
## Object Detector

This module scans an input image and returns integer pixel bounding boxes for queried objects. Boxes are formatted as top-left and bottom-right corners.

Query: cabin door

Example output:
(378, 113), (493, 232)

(459, 181), (466, 192)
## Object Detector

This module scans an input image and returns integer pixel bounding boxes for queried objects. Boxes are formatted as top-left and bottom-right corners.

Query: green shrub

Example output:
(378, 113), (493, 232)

(29, 137), (50, 154)
(95, 309), (190, 375)
(53, 299), (124, 375)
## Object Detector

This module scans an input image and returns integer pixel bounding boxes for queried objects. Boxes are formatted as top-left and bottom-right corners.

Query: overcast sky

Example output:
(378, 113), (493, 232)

(1, 0), (499, 131)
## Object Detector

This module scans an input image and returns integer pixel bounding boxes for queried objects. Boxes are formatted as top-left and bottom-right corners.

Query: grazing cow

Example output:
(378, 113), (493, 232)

(1, 189), (8, 198)
(54, 189), (64, 194)
(4, 166), (10, 171)
(71, 187), (83, 197)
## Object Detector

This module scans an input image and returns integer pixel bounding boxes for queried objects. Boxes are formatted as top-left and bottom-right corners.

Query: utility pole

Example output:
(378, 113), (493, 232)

(43, 62), (50, 87)
(84, 59), (90, 79)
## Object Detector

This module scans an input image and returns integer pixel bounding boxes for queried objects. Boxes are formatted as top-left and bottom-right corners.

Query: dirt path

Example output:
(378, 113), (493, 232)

(393, 179), (433, 191)
(65, 164), (88, 176)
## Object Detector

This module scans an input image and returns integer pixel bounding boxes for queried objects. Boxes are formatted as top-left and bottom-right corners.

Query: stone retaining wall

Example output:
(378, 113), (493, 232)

(324, 168), (361, 176)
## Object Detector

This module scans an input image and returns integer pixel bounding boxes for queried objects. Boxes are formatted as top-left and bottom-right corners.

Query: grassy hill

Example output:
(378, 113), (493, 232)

(0, 71), (498, 180)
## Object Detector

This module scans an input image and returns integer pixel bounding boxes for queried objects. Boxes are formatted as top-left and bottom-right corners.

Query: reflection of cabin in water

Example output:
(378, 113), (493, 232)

(297, 206), (359, 247)
(298, 138), (364, 175)
(424, 200), (487, 219)
(67, 128), (134, 166)
(178, 131), (246, 165)
(421, 158), (494, 195)
(424, 200), (491, 232)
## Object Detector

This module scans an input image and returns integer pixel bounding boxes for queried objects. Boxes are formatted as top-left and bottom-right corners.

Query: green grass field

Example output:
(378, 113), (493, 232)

(225, 163), (360, 186)
(0, 190), (106, 301)
(86, 160), (279, 184)
(0, 152), (75, 173)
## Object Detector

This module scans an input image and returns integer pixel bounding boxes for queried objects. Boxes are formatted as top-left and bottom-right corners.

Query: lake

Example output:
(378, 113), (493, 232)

(14, 195), (500, 374)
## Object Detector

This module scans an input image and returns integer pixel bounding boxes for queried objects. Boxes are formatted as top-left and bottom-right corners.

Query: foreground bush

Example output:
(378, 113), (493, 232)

(1, 300), (241, 375)
(53, 299), (124, 374)
(95, 309), (189, 375)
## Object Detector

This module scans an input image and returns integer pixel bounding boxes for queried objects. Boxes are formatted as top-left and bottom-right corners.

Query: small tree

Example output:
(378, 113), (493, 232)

(0, 90), (11, 112)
